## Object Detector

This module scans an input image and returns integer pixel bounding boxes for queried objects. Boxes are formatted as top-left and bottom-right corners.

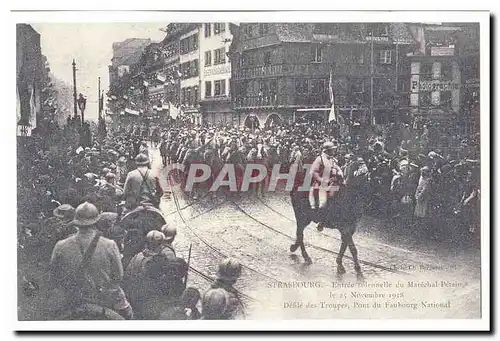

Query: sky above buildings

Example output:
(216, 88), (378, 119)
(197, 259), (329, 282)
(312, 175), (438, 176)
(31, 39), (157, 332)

(32, 23), (167, 121)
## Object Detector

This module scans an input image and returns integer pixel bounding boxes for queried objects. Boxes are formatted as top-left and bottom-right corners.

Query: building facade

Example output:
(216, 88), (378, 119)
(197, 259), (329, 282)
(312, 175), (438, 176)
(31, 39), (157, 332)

(16, 24), (43, 136)
(407, 24), (463, 128)
(107, 38), (151, 119)
(199, 23), (234, 125)
(229, 23), (415, 128)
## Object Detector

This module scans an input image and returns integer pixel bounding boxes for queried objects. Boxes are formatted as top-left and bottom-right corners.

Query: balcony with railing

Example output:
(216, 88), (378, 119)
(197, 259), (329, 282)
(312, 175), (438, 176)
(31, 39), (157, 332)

(233, 62), (373, 80)
(234, 92), (330, 109)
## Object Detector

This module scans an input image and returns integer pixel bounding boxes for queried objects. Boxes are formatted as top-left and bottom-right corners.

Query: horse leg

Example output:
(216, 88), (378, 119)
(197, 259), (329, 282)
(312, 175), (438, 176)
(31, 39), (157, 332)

(345, 232), (362, 273)
(336, 233), (348, 274)
(290, 224), (303, 253)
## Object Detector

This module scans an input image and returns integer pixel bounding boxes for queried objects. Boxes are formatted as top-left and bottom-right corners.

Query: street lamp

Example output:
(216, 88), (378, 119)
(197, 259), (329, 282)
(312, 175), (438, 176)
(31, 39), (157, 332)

(77, 93), (87, 125)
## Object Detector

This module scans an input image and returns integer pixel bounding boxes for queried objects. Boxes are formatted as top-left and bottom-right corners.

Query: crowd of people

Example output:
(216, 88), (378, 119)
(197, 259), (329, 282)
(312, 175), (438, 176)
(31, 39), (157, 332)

(17, 113), (480, 320)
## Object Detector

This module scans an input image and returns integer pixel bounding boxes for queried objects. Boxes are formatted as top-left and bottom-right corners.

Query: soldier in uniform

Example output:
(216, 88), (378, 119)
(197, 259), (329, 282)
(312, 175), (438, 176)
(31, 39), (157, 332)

(204, 258), (245, 319)
(122, 154), (162, 212)
(159, 224), (177, 260)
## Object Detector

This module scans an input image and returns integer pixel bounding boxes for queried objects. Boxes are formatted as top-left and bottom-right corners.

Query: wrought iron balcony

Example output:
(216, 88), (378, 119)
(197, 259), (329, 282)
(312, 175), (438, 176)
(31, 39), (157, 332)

(233, 63), (334, 80)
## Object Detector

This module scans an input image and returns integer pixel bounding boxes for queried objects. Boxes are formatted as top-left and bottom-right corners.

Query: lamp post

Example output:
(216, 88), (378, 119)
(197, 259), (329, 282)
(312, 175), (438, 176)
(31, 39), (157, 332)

(77, 93), (87, 126)
(72, 59), (78, 119)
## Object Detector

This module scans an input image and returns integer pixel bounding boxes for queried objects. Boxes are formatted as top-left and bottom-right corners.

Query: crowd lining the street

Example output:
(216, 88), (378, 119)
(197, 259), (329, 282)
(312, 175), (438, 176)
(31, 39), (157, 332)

(17, 114), (480, 320)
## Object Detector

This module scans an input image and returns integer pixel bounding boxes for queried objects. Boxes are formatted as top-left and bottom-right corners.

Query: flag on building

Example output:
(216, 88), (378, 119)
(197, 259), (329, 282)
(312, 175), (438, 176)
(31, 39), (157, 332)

(169, 102), (180, 119)
(328, 69), (336, 122)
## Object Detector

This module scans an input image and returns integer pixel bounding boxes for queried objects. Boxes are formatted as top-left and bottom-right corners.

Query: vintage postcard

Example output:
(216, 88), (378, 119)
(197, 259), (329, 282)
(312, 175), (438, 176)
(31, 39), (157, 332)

(12, 10), (489, 331)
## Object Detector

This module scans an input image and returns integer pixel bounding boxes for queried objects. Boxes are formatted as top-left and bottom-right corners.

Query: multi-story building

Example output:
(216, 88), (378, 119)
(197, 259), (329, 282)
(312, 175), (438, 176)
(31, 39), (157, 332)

(107, 38), (151, 117)
(406, 22), (481, 136)
(178, 24), (202, 125)
(456, 23), (480, 135)
(407, 24), (463, 128)
(229, 23), (415, 128)
(199, 23), (234, 125)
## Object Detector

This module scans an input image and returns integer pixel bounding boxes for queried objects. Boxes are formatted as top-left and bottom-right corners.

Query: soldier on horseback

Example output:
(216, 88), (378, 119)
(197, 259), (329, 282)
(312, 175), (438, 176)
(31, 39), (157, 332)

(310, 141), (343, 232)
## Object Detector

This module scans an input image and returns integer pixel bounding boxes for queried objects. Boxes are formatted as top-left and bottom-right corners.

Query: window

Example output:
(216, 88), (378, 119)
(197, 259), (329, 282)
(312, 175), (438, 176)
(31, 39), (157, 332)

(378, 24), (389, 37)
(214, 80), (226, 97)
(311, 44), (323, 63)
(370, 23), (389, 37)
(205, 81), (212, 98)
(440, 91), (452, 106)
(193, 86), (199, 104)
(264, 51), (271, 66)
(295, 79), (308, 94)
(180, 59), (199, 79)
(357, 50), (364, 64)
(205, 51), (212, 66)
(204, 23), (211, 38)
(398, 79), (408, 93)
(180, 34), (198, 55)
(351, 79), (365, 93)
(192, 59), (199, 77)
(259, 23), (269, 36)
(420, 62), (433, 76)
(379, 50), (392, 64)
(244, 24), (254, 37)
(214, 47), (226, 65)
(419, 92), (431, 107)
(441, 63), (453, 80)
(311, 79), (326, 93)
(214, 23), (226, 35)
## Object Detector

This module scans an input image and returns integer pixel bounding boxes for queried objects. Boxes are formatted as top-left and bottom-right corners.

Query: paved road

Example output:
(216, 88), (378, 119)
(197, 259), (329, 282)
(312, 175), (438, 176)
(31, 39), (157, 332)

(151, 147), (481, 319)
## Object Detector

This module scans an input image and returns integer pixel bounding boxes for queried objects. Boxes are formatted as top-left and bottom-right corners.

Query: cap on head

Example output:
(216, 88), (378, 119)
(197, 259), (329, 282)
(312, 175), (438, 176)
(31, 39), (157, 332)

(72, 202), (100, 227)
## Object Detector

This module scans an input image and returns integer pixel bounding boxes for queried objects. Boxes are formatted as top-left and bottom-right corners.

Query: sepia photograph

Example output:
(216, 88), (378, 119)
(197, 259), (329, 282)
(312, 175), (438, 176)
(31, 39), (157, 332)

(12, 10), (490, 331)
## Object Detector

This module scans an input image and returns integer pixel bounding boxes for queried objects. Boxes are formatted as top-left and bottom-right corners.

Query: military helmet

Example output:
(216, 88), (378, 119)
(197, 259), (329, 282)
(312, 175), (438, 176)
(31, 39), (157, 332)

(160, 224), (177, 241)
(146, 230), (165, 245)
(135, 153), (149, 166)
(201, 288), (229, 320)
(72, 202), (100, 227)
(216, 258), (242, 282)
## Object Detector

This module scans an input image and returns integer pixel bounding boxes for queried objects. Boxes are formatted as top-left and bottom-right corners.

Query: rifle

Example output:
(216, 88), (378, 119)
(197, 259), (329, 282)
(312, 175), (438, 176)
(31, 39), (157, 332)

(184, 243), (192, 286)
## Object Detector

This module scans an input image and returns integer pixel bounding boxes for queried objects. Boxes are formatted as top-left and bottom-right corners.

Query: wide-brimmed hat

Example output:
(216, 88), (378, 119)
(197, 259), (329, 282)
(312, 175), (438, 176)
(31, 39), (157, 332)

(53, 204), (75, 220)
(135, 153), (150, 166)
(72, 202), (100, 227)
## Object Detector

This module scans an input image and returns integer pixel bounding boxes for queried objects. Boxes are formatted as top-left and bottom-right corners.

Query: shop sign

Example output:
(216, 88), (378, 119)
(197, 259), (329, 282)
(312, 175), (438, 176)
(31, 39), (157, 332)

(204, 64), (230, 77)
(419, 80), (460, 91)
(430, 46), (455, 56)
(465, 78), (480, 88)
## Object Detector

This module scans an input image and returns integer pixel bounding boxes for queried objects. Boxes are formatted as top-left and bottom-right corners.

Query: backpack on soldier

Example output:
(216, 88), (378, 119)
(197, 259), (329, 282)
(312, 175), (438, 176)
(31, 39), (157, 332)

(143, 255), (188, 298)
